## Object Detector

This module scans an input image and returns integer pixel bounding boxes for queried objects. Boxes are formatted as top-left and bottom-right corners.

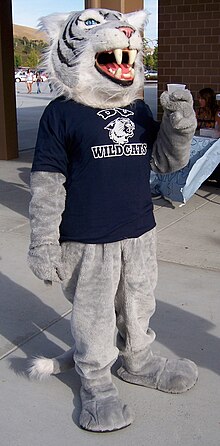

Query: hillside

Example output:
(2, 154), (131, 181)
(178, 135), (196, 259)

(13, 24), (48, 68)
(13, 24), (48, 42)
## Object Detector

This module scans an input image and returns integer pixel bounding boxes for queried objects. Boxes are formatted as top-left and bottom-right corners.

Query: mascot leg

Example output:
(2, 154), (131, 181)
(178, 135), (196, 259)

(115, 228), (198, 393)
(62, 242), (134, 432)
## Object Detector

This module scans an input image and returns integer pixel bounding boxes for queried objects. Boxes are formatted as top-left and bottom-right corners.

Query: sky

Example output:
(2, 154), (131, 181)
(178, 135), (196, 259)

(12, 0), (158, 43)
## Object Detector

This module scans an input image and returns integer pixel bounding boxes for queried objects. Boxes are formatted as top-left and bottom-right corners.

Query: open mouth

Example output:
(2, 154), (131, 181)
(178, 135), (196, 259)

(95, 48), (137, 85)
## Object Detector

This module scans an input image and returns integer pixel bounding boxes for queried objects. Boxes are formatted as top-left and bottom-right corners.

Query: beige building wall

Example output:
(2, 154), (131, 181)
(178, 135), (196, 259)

(85, 0), (143, 13)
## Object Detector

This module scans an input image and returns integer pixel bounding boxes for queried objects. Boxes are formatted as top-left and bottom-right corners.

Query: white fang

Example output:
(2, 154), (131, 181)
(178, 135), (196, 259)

(114, 49), (123, 65)
(128, 49), (137, 65)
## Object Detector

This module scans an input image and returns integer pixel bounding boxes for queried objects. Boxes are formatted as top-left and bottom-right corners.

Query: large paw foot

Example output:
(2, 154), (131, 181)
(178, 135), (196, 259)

(117, 357), (198, 394)
(79, 386), (134, 432)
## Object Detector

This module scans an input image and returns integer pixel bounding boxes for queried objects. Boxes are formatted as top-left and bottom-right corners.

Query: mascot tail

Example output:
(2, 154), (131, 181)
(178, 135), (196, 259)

(28, 348), (75, 380)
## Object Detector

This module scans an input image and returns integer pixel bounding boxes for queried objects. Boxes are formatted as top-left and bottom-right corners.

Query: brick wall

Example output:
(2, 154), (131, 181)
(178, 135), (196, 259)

(158, 0), (220, 118)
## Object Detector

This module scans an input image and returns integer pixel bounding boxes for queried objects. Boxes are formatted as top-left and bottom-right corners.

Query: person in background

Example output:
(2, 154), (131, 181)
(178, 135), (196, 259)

(196, 87), (220, 130)
(196, 88), (220, 186)
(36, 72), (42, 94)
(26, 69), (34, 94)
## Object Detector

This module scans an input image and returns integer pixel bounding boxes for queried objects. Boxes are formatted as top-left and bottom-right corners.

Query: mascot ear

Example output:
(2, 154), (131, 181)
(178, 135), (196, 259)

(125, 9), (149, 32)
(38, 13), (71, 41)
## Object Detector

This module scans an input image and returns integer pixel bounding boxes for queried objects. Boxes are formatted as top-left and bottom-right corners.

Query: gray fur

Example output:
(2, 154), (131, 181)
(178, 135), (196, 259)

(42, 232), (197, 430)
(151, 90), (197, 173)
(28, 7), (198, 433)
(29, 171), (66, 248)
(117, 357), (198, 394)
(60, 230), (197, 430)
(39, 9), (147, 108)
(28, 172), (66, 282)
(52, 348), (75, 373)
(79, 375), (134, 432)
(28, 244), (66, 282)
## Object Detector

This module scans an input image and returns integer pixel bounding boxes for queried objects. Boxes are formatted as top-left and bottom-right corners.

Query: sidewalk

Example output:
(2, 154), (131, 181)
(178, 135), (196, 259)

(0, 89), (220, 445)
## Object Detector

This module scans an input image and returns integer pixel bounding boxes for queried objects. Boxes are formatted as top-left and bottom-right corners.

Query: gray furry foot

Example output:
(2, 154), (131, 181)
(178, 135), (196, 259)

(117, 357), (198, 394)
(79, 384), (134, 432)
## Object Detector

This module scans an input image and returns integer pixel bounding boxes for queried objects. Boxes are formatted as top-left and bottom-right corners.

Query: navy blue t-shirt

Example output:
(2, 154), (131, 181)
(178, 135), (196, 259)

(32, 97), (160, 243)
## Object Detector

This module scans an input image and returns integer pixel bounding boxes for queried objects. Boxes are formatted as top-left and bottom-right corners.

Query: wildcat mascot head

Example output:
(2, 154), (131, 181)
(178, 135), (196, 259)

(40, 8), (148, 108)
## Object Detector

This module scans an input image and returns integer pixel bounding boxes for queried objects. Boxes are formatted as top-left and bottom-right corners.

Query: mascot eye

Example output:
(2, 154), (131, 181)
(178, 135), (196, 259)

(84, 18), (100, 26)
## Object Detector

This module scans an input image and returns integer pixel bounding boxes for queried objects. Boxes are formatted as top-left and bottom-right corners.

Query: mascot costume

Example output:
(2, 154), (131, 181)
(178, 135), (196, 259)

(28, 8), (198, 432)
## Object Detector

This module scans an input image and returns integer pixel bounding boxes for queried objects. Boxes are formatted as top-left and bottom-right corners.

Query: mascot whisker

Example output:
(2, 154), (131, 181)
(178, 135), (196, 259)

(28, 7), (198, 432)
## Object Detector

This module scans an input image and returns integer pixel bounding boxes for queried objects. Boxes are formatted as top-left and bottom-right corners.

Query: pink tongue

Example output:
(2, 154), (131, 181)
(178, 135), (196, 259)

(106, 62), (130, 74)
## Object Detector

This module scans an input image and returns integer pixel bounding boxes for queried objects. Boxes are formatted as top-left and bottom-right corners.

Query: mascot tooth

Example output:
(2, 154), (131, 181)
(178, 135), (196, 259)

(28, 8), (198, 432)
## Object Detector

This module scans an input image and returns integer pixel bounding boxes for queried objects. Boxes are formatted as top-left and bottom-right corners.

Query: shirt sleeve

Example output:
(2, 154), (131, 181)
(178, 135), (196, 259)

(31, 101), (68, 177)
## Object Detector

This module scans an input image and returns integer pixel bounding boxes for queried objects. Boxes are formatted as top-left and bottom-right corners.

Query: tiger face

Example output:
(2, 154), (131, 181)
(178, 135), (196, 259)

(40, 8), (148, 108)
(104, 117), (135, 144)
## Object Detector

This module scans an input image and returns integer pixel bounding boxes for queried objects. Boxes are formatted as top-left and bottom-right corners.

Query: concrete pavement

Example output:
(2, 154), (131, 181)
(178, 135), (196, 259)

(0, 84), (219, 446)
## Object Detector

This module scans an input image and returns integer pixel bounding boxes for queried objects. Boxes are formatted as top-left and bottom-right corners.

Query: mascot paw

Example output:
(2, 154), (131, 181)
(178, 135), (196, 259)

(160, 90), (197, 132)
(28, 244), (66, 282)
(117, 356), (198, 394)
(155, 358), (198, 393)
(79, 386), (134, 432)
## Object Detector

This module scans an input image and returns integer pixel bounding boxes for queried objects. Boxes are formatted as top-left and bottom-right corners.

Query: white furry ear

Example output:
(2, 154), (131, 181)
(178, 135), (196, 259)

(125, 10), (149, 31)
(38, 13), (71, 40)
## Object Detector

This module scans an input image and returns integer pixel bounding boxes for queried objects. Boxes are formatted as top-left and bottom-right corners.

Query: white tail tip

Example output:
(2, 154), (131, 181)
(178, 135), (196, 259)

(28, 356), (54, 380)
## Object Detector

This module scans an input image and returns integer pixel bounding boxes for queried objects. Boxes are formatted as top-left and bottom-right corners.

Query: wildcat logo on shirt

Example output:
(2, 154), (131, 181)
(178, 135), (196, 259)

(91, 108), (148, 159)
(104, 118), (135, 144)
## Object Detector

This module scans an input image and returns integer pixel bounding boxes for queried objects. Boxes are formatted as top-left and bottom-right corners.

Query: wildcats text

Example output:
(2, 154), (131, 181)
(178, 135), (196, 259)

(91, 143), (148, 159)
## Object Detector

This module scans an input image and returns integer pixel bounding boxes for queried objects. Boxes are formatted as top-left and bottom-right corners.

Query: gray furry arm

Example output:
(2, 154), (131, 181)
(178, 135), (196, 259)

(28, 171), (66, 282)
(151, 89), (197, 174)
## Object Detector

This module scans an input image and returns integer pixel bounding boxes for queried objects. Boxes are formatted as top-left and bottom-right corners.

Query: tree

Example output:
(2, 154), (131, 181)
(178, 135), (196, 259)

(22, 36), (28, 46)
(144, 54), (154, 69)
(14, 54), (22, 68)
(26, 49), (39, 68)
(142, 38), (158, 70)
(13, 36), (48, 68)
(152, 45), (158, 70)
